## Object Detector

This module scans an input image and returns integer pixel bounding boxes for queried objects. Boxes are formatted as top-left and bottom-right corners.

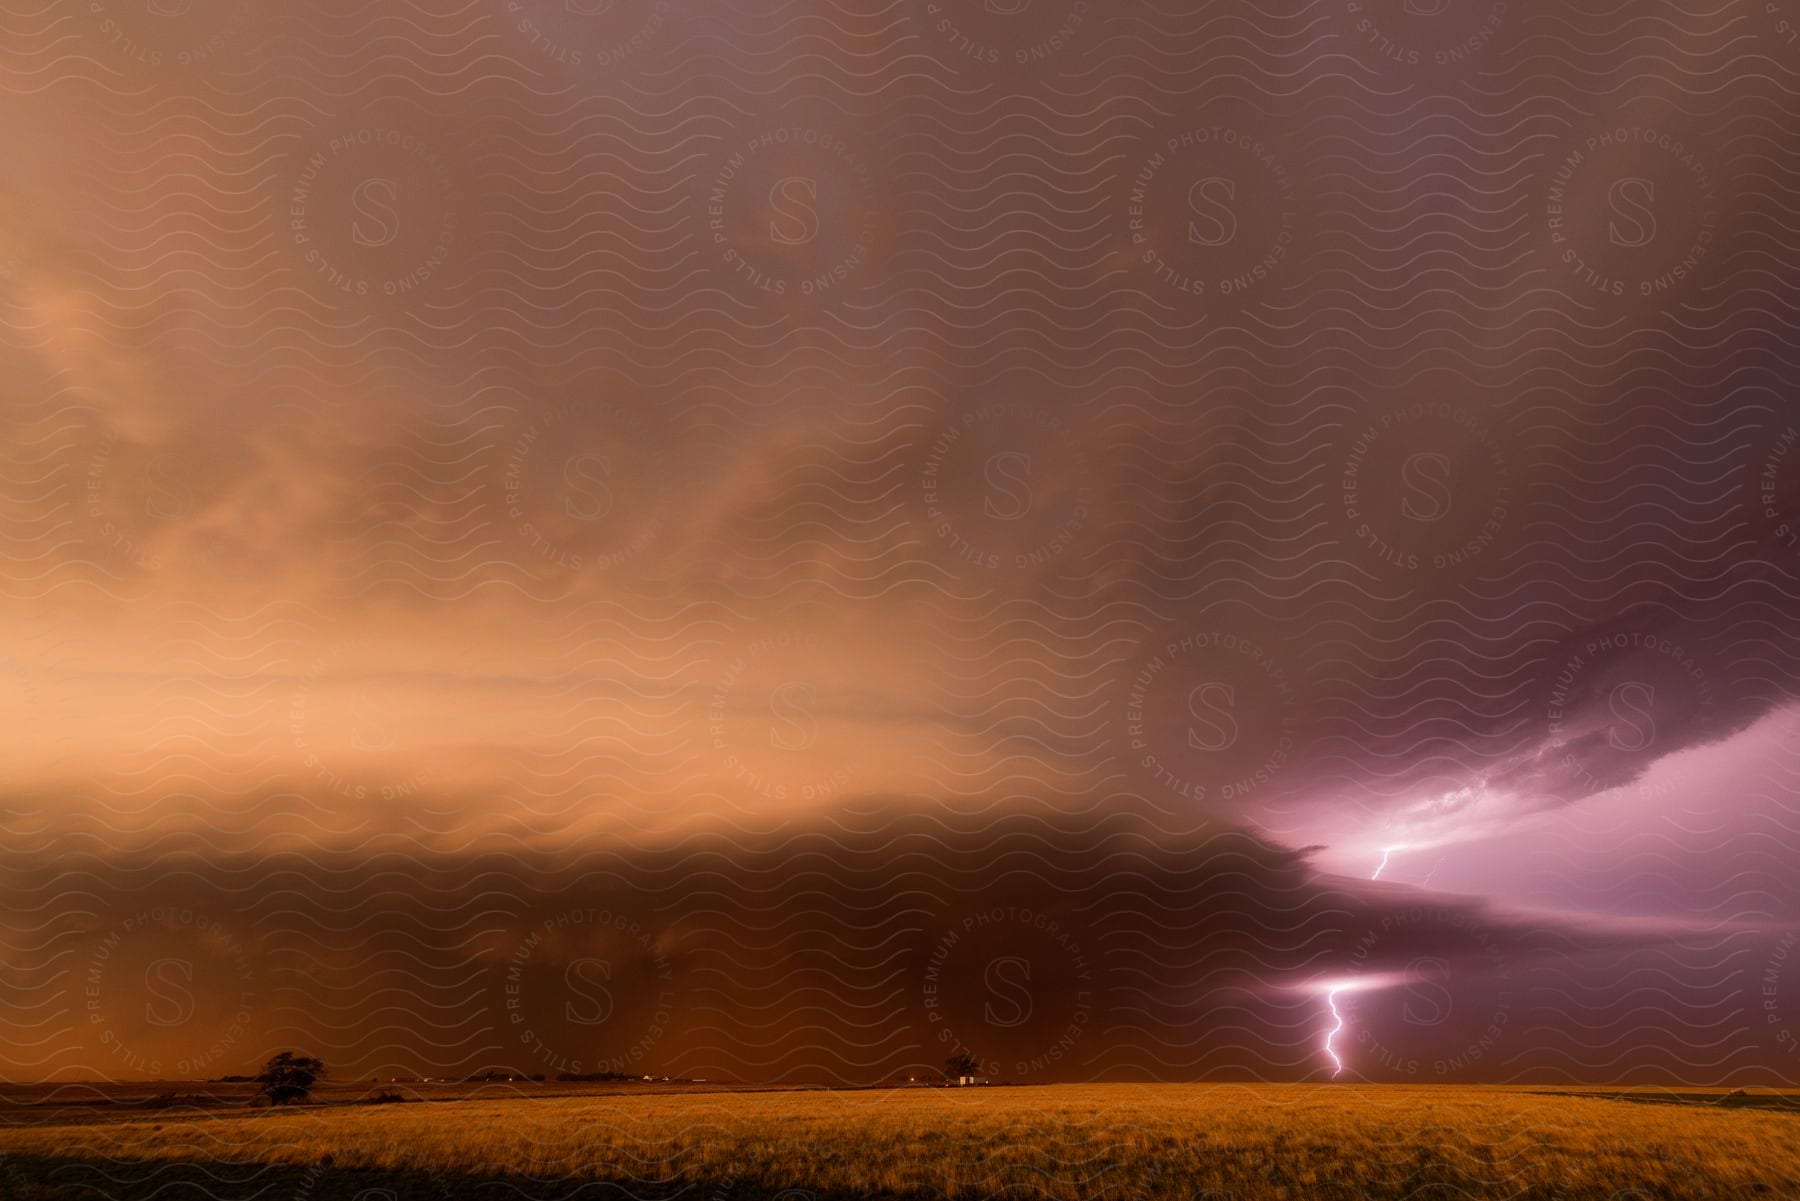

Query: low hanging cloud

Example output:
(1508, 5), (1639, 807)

(6, 794), (1796, 1086)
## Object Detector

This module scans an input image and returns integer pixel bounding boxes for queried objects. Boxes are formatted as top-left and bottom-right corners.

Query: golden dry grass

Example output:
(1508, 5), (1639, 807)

(0, 1083), (1796, 1200)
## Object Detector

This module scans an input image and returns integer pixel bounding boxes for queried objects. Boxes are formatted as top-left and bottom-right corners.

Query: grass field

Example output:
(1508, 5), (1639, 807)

(1, 1083), (1796, 1200)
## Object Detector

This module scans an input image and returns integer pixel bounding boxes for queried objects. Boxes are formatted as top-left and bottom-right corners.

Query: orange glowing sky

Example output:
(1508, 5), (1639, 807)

(2, 0), (1799, 1087)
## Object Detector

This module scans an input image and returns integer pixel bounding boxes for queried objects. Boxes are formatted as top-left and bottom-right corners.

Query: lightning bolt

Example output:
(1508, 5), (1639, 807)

(1323, 985), (1347, 1076)
(1322, 847), (1398, 1077)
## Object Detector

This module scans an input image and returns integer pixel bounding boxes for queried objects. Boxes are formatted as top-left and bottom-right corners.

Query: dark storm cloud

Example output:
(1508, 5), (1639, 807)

(4, 798), (1769, 1086)
(2, 0), (1799, 1087)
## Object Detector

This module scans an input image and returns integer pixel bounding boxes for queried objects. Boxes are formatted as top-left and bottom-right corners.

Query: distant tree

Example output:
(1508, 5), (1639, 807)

(944, 1051), (980, 1079)
(254, 1051), (325, 1106)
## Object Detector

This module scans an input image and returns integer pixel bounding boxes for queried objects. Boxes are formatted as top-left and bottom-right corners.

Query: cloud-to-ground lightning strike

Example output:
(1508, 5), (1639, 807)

(1323, 987), (1348, 1076)
(1323, 848), (1399, 1076)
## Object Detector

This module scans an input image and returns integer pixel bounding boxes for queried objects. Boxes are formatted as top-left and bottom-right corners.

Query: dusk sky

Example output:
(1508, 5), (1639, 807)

(2, 0), (1799, 1088)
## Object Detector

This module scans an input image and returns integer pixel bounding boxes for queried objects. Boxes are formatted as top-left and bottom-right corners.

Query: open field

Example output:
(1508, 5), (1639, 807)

(0, 1078), (797, 1124)
(1, 1083), (1796, 1201)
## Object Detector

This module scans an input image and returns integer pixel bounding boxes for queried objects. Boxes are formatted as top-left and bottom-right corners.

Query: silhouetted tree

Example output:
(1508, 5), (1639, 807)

(254, 1051), (325, 1105)
(944, 1051), (980, 1079)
